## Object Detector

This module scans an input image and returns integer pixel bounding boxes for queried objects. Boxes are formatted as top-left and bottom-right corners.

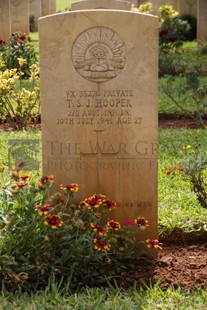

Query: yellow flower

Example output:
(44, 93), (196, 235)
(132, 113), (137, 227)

(183, 144), (192, 149)
(0, 60), (5, 68)
(17, 57), (26, 67)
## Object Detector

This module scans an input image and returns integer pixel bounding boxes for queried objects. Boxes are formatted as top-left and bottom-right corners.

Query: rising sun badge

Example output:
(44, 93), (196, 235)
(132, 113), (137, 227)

(72, 27), (126, 83)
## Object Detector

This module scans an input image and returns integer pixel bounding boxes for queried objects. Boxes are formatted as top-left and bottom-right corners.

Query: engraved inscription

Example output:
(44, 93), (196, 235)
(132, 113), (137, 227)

(11, 0), (22, 7)
(72, 27), (126, 83)
(56, 89), (142, 126)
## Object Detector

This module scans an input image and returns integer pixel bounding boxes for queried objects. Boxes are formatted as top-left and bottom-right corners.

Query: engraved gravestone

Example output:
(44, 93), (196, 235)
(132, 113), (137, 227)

(41, 0), (56, 16)
(29, 0), (42, 32)
(179, 0), (197, 17)
(0, 0), (11, 41)
(197, 0), (207, 41)
(10, 0), (29, 34)
(39, 9), (158, 252)
(71, 0), (132, 10)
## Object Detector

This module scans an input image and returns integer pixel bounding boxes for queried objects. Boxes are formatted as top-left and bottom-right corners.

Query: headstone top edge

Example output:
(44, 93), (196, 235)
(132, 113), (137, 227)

(38, 10), (158, 22)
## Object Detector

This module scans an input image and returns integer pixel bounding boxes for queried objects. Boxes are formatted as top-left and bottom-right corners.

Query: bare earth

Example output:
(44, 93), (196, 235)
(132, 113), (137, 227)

(117, 242), (207, 291)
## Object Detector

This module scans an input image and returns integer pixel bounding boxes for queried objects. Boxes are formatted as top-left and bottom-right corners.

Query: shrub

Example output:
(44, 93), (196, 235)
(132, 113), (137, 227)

(161, 64), (207, 121)
(158, 5), (191, 53)
(159, 52), (187, 76)
(0, 165), (158, 292)
(159, 16), (191, 52)
(138, 1), (153, 14)
(182, 142), (207, 209)
(0, 61), (40, 130)
(179, 14), (197, 41)
(0, 32), (38, 78)
(197, 39), (207, 55)
(29, 15), (36, 33)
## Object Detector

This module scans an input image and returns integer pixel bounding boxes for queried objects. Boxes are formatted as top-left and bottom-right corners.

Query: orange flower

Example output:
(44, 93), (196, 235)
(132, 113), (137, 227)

(146, 239), (162, 250)
(102, 199), (116, 210)
(19, 173), (29, 180)
(89, 223), (106, 235)
(35, 204), (53, 216)
(81, 194), (106, 209)
(60, 183), (79, 192)
(134, 217), (149, 231)
(106, 220), (121, 231)
(44, 215), (63, 229)
(15, 181), (28, 188)
(40, 175), (54, 184)
(10, 168), (19, 179)
(93, 236), (111, 252)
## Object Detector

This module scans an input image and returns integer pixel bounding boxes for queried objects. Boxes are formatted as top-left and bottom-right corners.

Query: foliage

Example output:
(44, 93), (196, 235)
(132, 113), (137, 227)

(179, 14), (197, 41)
(158, 4), (178, 21)
(0, 32), (38, 78)
(138, 1), (153, 14)
(0, 61), (40, 130)
(161, 65), (207, 122)
(0, 164), (154, 292)
(29, 15), (35, 33)
(159, 52), (187, 76)
(197, 38), (207, 56)
(181, 142), (207, 209)
(157, 4), (191, 59)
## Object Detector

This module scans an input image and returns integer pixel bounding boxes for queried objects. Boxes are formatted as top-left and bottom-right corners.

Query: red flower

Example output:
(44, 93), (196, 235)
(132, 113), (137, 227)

(82, 194), (105, 209)
(159, 29), (168, 37)
(124, 221), (135, 227)
(16, 161), (26, 168)
(93, 235), (111, 252)
(35, 204), (53, 215)
(169, 36), (177, 42)
(0, 39), (6, 45)
(44, 215), (63, 229)
(134, 217), (149, 230)
(40, 175), (54, 184)
(20, 34), (26, 41)
(106, 220), (121, 231)
(102, 199), (116, 210)
(146, 239), (162, 250)
(15, 181), (28, 188)
(89, 223), (106, 235)
(60, 183), (79, 192)
(19, 173), (29, 180)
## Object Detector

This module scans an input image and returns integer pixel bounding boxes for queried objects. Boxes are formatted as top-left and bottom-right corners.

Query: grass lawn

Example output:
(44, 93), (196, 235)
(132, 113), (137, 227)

(1, 285), (207, 309)
(56, 0), (75, 11)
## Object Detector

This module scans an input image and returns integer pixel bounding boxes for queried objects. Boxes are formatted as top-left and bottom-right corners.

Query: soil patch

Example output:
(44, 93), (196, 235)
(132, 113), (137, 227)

(117, 241), (207, 291)
(159, 116), (207, 129)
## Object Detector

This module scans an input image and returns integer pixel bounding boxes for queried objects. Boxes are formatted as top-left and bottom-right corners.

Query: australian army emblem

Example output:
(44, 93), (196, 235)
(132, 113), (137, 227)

(72, 27), (126, 83)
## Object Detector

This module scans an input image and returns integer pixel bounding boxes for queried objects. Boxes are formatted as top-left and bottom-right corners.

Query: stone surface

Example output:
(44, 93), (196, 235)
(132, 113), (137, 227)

(71, 0), (132, 10)
(41, 0), (56, 16)
(197, 0), (207, 41)
(29, 0), (42, 32)
(0, 0), (11, 41)
(10, 0), (29, 34)
(178, 0), (197, 17)
(39, 10), (158, 249)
